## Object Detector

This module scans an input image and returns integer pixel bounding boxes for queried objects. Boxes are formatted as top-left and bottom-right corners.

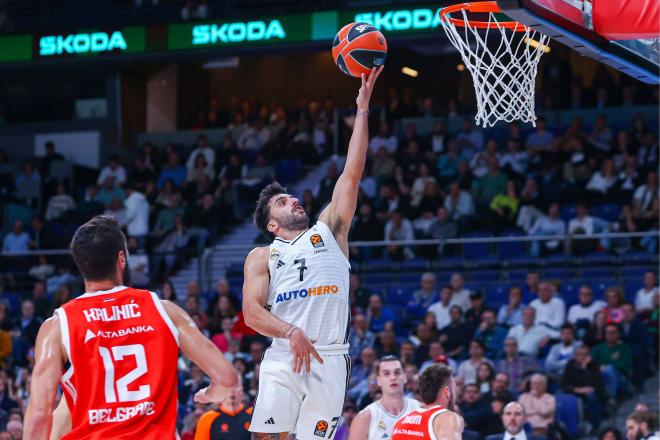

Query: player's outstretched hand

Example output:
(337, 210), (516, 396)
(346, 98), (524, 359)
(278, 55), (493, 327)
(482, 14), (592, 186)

(289, 327), (323, 373)
(194, 383), (233, 404)
(356, 65), (384, 110)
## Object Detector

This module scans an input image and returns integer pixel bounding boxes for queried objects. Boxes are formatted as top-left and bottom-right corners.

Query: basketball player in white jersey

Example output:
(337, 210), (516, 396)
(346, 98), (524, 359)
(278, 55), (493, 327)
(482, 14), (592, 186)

(348, 356), (420, 440)
(243, 66), (383, 440)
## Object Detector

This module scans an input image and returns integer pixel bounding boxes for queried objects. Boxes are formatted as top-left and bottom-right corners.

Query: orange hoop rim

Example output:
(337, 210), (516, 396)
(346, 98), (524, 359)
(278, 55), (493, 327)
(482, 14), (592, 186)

(439, 1), (529, 32)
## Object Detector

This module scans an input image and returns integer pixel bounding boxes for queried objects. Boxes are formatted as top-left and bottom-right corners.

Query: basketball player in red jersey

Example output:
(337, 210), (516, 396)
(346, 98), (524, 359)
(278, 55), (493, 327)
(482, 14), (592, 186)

(24, 215), (237, 440)
(391, 364), (464, 440)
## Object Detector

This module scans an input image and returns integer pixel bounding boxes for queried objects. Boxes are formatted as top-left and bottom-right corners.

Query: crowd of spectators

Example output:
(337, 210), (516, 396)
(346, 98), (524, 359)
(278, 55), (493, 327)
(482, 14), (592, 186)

(343, 270), (659, 439)
(0, 59), (657, 439)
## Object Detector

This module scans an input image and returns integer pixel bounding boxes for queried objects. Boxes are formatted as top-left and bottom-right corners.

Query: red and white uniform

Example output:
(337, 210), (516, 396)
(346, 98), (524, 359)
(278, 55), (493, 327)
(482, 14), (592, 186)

(55, 285), (179, 440)
(391, 405), (448, 440)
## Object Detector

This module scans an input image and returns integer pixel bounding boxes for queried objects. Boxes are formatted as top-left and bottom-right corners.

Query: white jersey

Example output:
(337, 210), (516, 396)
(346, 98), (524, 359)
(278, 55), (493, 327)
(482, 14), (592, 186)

(267, 221), (351, 354)
(366, 398), (421, 440)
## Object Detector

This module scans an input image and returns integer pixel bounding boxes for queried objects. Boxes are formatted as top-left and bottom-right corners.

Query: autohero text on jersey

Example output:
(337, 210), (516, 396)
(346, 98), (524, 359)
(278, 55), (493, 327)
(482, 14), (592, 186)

(274, 284), (339, 304)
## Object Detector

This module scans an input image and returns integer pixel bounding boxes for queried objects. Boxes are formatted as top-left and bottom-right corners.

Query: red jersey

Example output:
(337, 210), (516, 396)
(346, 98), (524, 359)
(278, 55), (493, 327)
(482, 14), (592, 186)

(56, 286), (180, 440)
(391, 405), (448, 440)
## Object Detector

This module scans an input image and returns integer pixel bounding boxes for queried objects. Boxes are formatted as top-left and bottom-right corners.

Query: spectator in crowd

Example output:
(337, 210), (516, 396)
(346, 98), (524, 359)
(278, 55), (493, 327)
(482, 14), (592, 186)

(158, 151), (186, 189)
(545, 323), (578, 378)
(151, 214), (190, 279)
(456, 118), (484, 154)
(529, 203), (565, 257)
(129, 156), (156, 191)
(45, 182), (76, 221)
(500, 140), (529, 180)
(529, 281), (566, 331)
(473, 158), (507, 211)
(315, 162), (339, 207)
(444, 181), (475, 223)
(519, 373), (556, 437)
(420, 340), (457, 373)
(348, 313), (376, 363)
(603, 286), (626, 324)
(460, 383), (498, 437)
(384, 210), (415, 260)
(187, 134), (215, 170)
(633, 171), (658, 215)
(485, 401), (547, 440)
(619, 303), (650, 386)
(526, 117), (555, 152)
(457, 340), (493, 385)
(476, 361), (496, 394)
(428, 285), (453, 330)
(39, 141), (65, 177)
(97, 154), (126, 186)
(465, 291), (491, 335)
(506, 307), (555, 358)
(428, 206), (458, 255)
(349, 347), (377, 392)
(429, 120), (449, 155)
(484, 373), (516, 408)
(561, 345), (605, 430)
(123, 183), (150, 243)
(568, 285), (607, 329)
(498, 338), (541, 393)
(474, 310), (507, 359)
(522, 271), (540, 302)
(366, 295), (396, 333)
(592, 323), (632, 400)
(625, 411), (659, 440)
(349, 274), (372, 312)
(586, 159), (617, 199)
(635, 272), (658, 313)
(369, 123), (398, 156)
(408, 273), (439, 318)
(497, 286), (525, 328)
(2, 220), (32, 253)
(449, 273), (471, 312)
(439, 306), (472, 360)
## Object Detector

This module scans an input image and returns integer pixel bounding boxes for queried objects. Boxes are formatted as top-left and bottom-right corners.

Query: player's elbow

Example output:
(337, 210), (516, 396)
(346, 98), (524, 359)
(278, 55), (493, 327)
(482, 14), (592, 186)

(242, 304), (259, 330)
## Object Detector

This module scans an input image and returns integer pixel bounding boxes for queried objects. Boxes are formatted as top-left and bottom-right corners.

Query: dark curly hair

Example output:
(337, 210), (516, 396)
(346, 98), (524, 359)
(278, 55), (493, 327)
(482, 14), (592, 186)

(253, 182), (287, 238)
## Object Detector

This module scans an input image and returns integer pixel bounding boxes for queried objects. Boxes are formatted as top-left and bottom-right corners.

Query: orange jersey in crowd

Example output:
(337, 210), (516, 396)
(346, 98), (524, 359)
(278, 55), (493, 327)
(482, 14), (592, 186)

(55, 286), (180, 440)
(391, 405), (448, 440)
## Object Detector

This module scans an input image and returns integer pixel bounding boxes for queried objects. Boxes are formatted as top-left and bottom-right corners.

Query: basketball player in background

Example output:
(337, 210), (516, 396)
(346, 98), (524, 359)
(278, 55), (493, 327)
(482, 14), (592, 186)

(243, 66), (383, 440)
(391, 364), (464, 440)
(24, 215), (237, 440)
(348, 356), (420, 440)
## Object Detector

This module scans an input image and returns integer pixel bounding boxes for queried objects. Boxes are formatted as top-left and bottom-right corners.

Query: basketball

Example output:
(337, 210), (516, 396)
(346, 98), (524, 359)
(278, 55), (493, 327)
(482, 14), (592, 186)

(332, 22), (387, 77)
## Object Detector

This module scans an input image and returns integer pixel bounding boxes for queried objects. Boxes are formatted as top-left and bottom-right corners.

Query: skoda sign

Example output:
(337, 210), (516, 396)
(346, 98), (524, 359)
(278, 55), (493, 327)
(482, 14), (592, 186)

(39, 31), (128, 56)
(192, 20), (286, 45)
(353, 7), (443, 32)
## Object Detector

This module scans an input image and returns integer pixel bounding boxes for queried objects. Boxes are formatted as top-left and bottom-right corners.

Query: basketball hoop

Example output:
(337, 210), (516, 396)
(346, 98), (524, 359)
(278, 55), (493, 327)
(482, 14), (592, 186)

(439, 2), (550, 127)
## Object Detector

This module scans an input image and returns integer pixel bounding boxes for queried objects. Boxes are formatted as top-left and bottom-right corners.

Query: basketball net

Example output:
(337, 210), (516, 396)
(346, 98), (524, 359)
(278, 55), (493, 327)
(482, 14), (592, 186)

(439, 2), (550, 127)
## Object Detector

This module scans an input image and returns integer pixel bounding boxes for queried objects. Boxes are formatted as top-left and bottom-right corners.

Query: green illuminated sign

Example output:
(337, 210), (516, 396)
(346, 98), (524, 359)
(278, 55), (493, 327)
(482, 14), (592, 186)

(354, 8), (443, 32)
(169, 14), (311, 50)
(0, 35), (32, 62)
(37, 27), (146, 58)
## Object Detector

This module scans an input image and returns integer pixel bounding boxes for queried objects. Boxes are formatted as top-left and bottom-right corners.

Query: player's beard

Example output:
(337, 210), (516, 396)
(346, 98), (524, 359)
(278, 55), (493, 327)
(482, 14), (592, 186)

(277, 211), (310, 232)
(122, 261), (132, 287)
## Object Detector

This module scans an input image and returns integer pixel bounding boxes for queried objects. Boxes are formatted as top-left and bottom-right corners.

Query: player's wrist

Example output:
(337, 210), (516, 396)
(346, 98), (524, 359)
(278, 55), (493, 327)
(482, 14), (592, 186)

(284, 324), (299, 339)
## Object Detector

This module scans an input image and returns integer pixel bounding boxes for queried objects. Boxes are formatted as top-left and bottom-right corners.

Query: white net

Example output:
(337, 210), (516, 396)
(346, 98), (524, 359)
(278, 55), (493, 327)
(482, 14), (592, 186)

(440, 7), (550, 127)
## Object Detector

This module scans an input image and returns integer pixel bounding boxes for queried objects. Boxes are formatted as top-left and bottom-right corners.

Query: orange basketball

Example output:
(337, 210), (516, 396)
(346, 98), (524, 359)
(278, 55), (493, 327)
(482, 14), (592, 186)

(332, 22), (387, 77)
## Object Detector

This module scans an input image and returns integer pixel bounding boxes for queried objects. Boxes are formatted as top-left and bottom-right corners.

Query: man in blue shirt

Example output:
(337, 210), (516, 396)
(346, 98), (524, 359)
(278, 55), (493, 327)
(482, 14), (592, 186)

(2, 220), (31, 252)
(367, 294), (396, 333)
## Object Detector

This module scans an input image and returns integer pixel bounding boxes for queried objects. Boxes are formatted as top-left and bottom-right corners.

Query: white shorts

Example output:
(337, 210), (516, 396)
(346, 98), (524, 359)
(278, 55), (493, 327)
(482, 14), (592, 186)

(250, 348), (350, 440)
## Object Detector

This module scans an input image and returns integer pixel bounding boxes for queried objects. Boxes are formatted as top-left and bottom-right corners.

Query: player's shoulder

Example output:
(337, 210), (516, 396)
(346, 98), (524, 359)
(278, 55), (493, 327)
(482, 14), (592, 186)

(245, 246), (271, 267)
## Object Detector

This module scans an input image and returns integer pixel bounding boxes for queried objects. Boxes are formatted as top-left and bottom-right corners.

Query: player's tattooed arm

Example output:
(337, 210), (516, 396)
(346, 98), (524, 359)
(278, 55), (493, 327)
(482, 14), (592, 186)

(319, 66), (383, 255)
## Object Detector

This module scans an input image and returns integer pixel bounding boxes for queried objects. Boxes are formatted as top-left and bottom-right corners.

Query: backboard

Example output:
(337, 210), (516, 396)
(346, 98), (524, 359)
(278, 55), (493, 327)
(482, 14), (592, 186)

(497, 0), (659, 84)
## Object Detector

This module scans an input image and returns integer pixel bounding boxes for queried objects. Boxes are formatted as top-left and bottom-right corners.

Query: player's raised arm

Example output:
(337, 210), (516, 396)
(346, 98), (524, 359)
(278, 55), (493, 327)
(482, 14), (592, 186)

(24, 317), (67, 440)
(242, 247), (322, 373)
(162, 300), (237, 403)
(319, 66), (383, 254)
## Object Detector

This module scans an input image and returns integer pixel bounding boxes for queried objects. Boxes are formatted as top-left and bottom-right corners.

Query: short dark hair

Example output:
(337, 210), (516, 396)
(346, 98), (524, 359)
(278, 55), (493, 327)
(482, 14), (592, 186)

(419, 364), (453, 405)
(560, 323), (574, 332)
(253, 182), (287, 238)
(377, 355), (401, 375)
(71, 215), (126, 281)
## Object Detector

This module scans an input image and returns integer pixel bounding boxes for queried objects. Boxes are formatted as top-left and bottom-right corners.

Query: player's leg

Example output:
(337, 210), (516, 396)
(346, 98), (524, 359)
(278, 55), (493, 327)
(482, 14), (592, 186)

(250, 349), (303, 438)
(295, 354), (350, 440)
